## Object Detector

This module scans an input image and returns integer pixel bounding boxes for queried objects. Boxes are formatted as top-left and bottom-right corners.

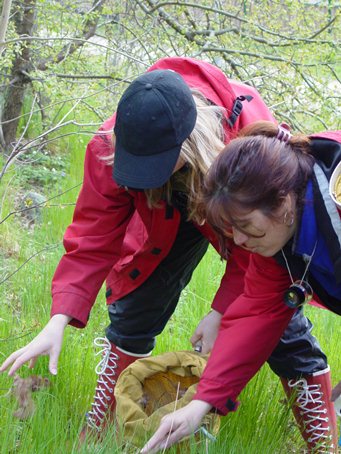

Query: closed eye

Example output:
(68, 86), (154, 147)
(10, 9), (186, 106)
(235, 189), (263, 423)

(233, 223), (266, 238)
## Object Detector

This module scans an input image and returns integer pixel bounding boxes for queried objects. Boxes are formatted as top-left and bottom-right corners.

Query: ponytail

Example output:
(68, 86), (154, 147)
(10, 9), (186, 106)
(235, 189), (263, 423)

(238, 121), (311, 155)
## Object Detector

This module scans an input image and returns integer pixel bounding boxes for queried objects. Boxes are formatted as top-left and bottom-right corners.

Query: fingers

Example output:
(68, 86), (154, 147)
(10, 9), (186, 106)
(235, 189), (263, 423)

(29, 357), (38, 369)
(141, 414), (194, 453)
(7, 350), (38, 377)
(141, 420), (175, 453)
(0, 347), (27, 374)
(0, 318), (66, 376)
(0, 341), (50, 376)
(158, 425), (188, 450)
(1, 347), (57, 377)
(48, 349), (60, 376)
(190, 331), (201, 346)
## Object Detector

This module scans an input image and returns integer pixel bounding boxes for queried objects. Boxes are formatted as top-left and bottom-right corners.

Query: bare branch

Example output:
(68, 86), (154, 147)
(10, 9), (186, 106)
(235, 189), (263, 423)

(50, 73), (126, 80)
(197, 45), (335, 67)
(137, 0), (338, 75)
(308, 13), (339, 39)
(0, 183), (82, 226)
(1, 35), (148, 66)
(36, 0), (106, 71)
(327, 64), (341, 85)
(0, 244), (59, 286)
(140, 1), (339, 44)
(182, 25), (337, 48)
(0, 79), (130, 126)
(0, 329), (38, 343)
(0, 0), (13, 56)
(0, 117), (102, 181)
(0, 95), (38, 179)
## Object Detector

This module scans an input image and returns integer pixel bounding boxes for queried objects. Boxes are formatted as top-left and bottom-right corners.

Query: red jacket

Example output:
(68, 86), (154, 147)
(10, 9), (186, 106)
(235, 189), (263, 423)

(194, 132), (341, 414)
(194, 250), (295, 414)
(51, 58), (296, 412)
(51, 57), (275, 328)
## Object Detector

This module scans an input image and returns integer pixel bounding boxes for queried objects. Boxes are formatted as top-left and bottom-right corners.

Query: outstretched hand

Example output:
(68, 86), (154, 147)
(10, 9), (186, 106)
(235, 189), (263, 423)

(0, 314), (71, 376)
(190, 309), (222, 354)
(140, 400), (212, 453)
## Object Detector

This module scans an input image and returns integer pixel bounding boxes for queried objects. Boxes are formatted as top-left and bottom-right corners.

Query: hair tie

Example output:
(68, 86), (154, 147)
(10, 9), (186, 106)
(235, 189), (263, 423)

(276, 123), (292, 143)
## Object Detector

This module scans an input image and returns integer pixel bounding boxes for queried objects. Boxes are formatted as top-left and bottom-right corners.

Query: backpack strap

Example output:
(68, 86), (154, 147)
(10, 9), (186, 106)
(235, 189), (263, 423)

(227, 95), (253, 128)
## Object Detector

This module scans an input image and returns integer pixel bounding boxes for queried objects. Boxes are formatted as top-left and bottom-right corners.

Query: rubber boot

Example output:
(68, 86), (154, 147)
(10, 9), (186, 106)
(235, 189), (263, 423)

(79, 337), (150, 442)
(281, 367), (338, 453)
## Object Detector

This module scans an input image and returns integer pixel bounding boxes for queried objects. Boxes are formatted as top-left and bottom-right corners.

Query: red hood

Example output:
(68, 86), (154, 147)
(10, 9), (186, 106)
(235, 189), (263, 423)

(148, 57), (237, 112)
(148, 57), (276, 141)
(102, 56), (275, 141)
(310, 131), (341, 143)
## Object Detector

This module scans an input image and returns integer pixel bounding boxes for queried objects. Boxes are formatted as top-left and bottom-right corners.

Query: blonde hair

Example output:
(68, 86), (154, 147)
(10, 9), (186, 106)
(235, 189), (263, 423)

(107, 89), (225, 223)
(146, 90), (225, 223)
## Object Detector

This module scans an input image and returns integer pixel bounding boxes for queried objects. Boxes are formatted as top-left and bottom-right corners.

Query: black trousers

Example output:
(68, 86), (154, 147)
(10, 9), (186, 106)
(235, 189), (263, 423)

(106, 218), (327, 377)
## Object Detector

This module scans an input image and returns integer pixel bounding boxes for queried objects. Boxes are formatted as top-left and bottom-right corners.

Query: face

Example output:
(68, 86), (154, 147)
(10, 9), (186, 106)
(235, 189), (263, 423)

(231, 207), (295, 257)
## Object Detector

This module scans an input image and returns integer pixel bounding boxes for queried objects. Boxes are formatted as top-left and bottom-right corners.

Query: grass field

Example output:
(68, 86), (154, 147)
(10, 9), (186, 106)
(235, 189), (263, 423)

(0, 133), (340, 454)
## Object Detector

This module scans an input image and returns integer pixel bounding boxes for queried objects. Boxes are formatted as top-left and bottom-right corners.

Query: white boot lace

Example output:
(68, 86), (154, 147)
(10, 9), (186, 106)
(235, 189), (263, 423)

(86, 337), (119, 430)
(288, 378), (334, 452)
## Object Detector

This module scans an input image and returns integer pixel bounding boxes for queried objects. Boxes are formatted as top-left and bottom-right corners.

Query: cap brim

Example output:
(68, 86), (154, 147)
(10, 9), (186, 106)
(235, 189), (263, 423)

(113, 140), (181, 190)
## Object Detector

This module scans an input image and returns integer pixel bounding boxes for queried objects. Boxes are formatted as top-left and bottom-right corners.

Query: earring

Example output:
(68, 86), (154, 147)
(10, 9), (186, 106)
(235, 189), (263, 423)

(283, 210), (294, 226)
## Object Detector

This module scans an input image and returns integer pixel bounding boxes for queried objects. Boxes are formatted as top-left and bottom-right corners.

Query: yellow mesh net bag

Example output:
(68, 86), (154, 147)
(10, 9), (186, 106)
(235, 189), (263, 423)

(115, 350), (220, 449)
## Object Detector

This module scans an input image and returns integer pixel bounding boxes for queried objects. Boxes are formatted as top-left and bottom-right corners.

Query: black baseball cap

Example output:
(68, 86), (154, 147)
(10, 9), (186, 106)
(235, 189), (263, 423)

(113, 69), (197, 189)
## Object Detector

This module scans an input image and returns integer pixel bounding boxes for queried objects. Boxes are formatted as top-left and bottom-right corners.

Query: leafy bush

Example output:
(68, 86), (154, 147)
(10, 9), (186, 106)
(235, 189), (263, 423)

(16, 148), (67, 190)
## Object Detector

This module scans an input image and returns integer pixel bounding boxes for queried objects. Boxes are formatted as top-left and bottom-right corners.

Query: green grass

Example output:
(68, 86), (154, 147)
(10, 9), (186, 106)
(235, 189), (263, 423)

(0, 135), (340, 454)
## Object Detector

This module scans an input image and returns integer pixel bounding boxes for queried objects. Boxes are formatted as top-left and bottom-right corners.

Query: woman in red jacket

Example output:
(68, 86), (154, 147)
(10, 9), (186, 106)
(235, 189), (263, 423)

(0, 60), (333, 449)
(142, 121), (340, 453)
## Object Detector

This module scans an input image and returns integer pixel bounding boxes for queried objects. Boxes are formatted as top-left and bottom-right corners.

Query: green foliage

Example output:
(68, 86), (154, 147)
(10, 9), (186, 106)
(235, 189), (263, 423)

(2, 0), (339, 152)
(1, 131), (341, 452)
(16, 148), (67, 189)
(0, 1), (340, 452)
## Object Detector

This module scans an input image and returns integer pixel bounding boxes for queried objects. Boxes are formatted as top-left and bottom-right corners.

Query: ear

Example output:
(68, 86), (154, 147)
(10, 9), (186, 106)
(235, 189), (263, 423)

(280, 193), (296, 226)
(279, 192), (296, 212)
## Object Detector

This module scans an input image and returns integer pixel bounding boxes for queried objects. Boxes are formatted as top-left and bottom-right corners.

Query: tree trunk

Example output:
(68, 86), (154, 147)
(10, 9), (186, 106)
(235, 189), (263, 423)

(0, 0), (105, 152)
(1, 0), (36, 151)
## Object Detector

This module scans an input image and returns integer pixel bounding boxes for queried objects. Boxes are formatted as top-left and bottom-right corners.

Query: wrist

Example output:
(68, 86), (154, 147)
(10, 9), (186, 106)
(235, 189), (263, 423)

(189, 399), (212, 417)
(210, 309), (222, 320)
(50, 314), (72, 328)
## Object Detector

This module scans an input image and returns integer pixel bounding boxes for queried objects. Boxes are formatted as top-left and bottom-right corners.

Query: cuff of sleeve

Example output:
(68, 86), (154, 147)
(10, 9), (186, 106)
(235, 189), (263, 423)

(211, 284), (240, 314)
(211, 298), (226, 314)
(193, 380), (240, 416)
(51, 292), (93, 328)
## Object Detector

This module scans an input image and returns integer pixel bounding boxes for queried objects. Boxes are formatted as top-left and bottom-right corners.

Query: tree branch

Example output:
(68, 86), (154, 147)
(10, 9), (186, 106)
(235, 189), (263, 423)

(140, 1), (339, 43)
(50, 73), (126, 80)
(0, 183), (82, 226)
(0, 0), (13, 56)
(1, 36), (148, 66)
(36, 0), (106, 71)
(0, 244), (59, 286)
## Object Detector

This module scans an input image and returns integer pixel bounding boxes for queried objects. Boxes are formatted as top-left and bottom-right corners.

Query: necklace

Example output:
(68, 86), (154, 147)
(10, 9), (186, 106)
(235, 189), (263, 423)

(281, 241), (317, 309)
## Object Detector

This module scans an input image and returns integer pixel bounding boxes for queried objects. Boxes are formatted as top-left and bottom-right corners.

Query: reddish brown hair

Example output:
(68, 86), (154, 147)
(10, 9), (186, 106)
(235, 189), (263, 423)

(202, 121), (314, 256)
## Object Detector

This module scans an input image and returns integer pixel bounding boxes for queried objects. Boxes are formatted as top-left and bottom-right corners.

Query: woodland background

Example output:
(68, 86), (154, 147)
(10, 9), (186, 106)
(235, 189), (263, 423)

(0, 1), (340, 453)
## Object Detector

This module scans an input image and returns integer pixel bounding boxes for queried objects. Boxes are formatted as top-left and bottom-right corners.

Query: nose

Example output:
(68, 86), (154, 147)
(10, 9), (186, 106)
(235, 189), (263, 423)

(232, 227), (249, 246)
